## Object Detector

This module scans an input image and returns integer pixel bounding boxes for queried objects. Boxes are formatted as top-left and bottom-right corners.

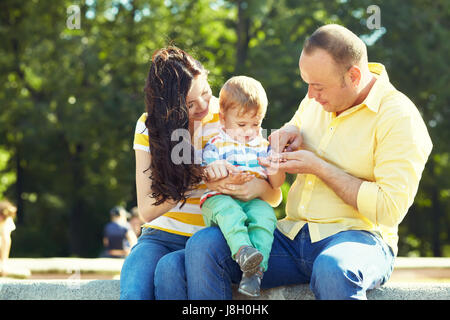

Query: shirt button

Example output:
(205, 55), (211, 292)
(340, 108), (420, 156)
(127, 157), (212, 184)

(300, 205), (305, 209)
(308, 181), (312, 185)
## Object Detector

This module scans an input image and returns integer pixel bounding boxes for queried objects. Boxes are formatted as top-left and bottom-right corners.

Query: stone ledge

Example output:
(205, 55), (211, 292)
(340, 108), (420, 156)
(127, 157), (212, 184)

(0, 279), (449, 300)
(6, 257), (450, 277)
(234, 282), (450, 300)
(7, 258), (124, 275)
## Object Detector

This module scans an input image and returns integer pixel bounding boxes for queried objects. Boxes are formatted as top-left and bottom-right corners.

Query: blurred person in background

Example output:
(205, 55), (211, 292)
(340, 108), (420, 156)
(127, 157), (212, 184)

(129, 206), (143, 238)
(101, 206), (137, 258)
(0, 199), (17, 276)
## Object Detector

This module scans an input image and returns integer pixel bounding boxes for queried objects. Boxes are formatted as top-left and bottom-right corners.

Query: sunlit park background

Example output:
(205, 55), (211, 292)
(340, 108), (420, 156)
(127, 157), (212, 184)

(0, 0), (448, 259)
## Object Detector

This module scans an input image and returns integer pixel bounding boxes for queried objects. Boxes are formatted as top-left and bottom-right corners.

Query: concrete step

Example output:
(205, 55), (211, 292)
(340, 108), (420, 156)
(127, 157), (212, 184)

(0, 278), (449, 300)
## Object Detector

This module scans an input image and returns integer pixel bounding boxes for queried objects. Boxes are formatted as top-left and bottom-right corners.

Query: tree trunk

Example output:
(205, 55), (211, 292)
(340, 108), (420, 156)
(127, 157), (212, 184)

(68, 143), (85, 256)
(14, 146), (24, 225)
(235, 0), (251, 73)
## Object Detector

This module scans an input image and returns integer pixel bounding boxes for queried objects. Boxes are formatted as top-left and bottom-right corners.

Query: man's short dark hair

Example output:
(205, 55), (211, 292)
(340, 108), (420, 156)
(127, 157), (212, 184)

(303, 24), (368, 72)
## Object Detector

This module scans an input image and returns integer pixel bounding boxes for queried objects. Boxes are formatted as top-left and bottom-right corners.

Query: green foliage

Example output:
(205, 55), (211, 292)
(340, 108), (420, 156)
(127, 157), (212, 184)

(0, 0), (448, 257)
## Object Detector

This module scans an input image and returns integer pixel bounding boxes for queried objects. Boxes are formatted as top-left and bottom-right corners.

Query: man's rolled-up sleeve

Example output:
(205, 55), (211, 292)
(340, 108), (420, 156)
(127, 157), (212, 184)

(357, 181), (379, 224)
(357, 109), (432, 228)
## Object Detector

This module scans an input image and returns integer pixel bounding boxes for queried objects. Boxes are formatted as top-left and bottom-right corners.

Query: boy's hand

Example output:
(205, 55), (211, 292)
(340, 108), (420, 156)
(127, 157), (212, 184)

(205, 160), (241, 181)
(258, 151), (287, 175)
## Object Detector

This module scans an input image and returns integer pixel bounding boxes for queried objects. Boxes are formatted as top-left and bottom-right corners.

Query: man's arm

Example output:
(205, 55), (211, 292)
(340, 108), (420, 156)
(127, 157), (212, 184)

(314, 156), (363, 210)
(260, 150), (362, 210)
(261, 109), (433, 228)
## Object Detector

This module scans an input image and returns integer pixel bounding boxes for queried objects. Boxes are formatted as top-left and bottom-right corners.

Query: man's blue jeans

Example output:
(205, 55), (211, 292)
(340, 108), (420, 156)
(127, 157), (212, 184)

(155, 224), (395, 300)
(119, 227), (189, 300)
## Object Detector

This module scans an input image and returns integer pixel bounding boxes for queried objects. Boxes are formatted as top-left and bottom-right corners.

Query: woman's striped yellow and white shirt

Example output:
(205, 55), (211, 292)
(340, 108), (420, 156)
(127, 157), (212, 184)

(133, 97), (221, 236)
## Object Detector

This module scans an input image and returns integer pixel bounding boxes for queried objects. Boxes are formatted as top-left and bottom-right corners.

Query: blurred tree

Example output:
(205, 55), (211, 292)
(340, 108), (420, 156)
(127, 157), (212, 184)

(0, 0), (447, 257)
(0, 0), (236, 257)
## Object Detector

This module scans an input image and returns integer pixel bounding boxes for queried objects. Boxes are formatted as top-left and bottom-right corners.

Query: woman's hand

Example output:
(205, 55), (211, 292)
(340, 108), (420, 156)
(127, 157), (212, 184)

(213, 176), (260, 202)
(206, 174), (281, 206)
(204, 160), (250, 181)
(205, 171), (254, 191)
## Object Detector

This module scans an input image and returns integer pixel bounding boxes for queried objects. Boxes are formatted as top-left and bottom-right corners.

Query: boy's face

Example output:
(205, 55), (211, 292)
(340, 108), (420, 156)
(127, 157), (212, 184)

(220, 107), (264, 144)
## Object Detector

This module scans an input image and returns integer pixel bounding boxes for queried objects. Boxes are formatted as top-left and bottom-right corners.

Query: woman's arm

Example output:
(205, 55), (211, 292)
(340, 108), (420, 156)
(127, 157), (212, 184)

(135, 149), (177, 223)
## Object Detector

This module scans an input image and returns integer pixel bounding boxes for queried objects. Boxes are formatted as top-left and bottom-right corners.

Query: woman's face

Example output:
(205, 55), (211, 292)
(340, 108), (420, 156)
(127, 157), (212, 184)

(186, 74), (212, 123)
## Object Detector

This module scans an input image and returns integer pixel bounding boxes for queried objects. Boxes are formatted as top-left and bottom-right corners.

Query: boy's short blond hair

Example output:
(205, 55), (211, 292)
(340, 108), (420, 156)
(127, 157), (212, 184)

(0, 199), (17, 220)
(219, 76), (268, 117)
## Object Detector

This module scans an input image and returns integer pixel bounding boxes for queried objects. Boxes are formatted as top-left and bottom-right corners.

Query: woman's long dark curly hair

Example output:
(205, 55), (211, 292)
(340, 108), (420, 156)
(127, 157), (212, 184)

(144, 46), (205, 207)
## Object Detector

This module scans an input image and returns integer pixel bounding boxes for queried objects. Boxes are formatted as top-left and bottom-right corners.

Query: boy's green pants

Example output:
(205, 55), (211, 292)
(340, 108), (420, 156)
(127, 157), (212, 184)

(201, 195), (277, 271)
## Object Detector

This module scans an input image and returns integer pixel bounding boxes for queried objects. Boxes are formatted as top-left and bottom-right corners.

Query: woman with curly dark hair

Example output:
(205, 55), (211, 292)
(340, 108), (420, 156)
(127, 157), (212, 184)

(119, 46), (282, 300)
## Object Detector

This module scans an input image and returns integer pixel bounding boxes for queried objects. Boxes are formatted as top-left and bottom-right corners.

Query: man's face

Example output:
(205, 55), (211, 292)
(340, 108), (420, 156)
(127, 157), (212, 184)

(299, 49), (358, 114)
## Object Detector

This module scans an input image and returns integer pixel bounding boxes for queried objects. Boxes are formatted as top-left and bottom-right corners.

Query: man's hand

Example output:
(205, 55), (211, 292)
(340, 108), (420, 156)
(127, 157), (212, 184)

(279, 150), (322, 174)
(260, 149), (363, 210)
(259, 150), (321, 175)
(269, 125), (303, 153)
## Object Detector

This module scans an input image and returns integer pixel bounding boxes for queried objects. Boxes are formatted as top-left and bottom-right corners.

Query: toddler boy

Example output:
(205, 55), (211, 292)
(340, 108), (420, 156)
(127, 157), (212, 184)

(201, 76), (285, 297)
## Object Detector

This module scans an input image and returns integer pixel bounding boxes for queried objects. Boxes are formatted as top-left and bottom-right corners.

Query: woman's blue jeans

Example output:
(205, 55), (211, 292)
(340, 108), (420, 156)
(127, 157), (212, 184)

(119, 227), (189, 300)
(155, 224), (395, 300)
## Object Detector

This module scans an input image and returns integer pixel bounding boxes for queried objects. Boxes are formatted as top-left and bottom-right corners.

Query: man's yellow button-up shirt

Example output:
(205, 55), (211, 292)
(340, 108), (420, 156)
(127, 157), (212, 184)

(277, 63), (433, 256)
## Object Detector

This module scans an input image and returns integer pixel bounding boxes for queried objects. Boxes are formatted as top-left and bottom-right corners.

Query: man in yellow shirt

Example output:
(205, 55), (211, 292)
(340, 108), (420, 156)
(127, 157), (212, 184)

(182, 24), (432, 300)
